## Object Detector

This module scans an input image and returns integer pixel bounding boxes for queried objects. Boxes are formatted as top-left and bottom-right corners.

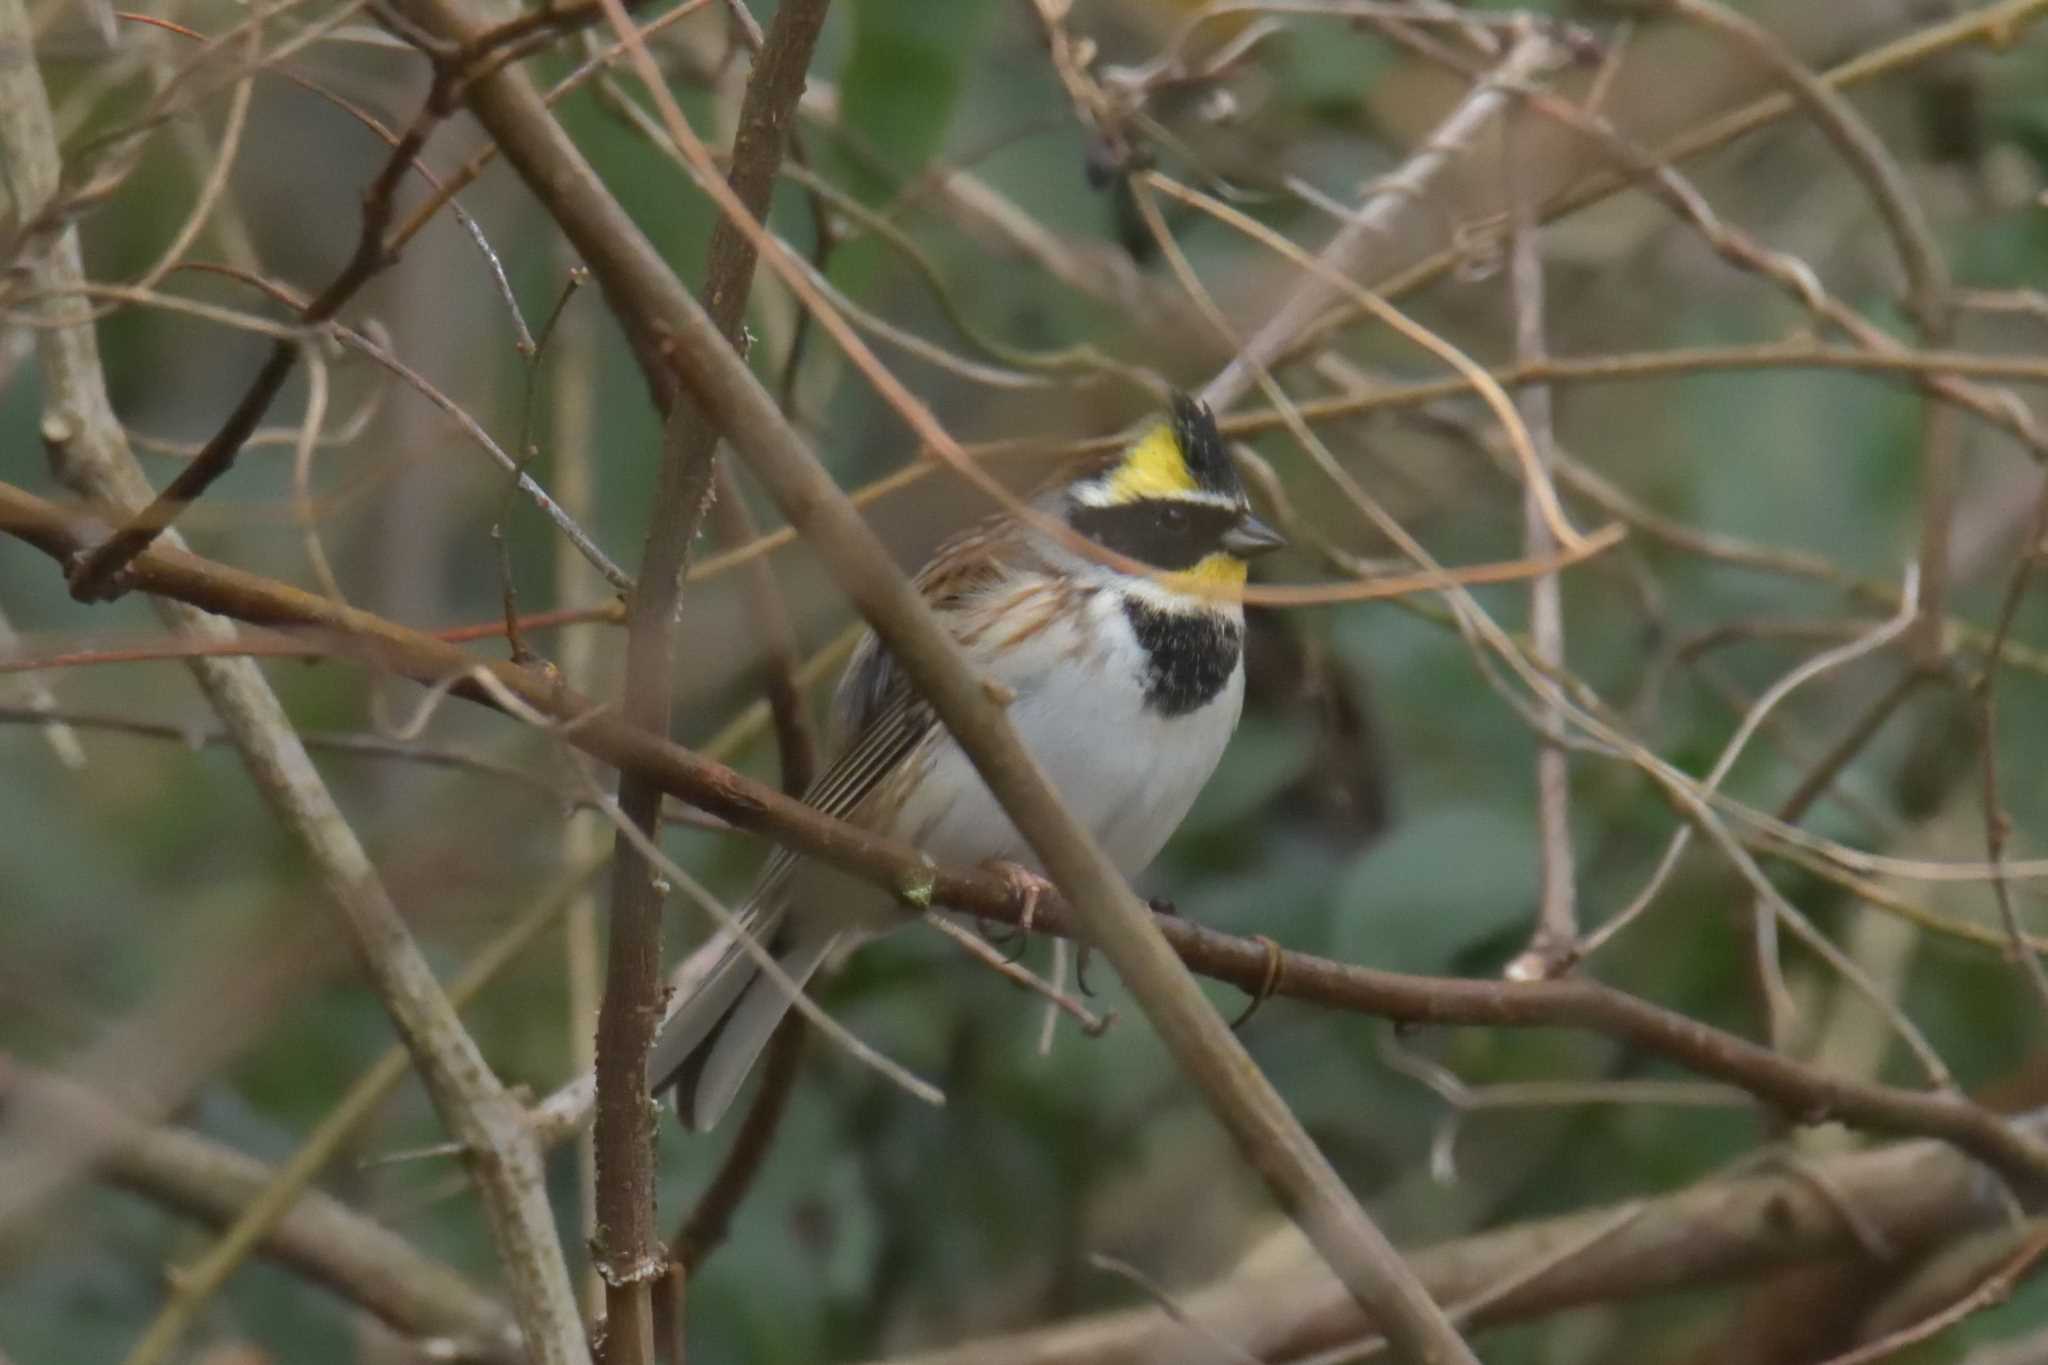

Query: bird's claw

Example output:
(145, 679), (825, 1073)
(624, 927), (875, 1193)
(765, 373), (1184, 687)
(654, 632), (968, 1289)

(985, 860), (1055, 934)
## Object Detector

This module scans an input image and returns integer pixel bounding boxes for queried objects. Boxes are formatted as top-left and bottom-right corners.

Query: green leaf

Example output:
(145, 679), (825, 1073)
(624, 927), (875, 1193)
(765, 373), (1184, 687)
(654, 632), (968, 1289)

(837, 0), (998, 193)
(1330, 802), (1539, 976)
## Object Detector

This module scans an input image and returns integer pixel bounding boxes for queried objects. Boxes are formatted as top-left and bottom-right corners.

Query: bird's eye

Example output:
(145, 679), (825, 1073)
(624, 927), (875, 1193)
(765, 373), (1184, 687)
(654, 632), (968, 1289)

(1160, 504), (1189, 530)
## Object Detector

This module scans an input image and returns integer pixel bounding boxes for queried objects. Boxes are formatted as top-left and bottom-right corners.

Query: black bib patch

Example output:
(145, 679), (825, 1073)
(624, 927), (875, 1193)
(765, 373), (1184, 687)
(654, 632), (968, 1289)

(1122, 599), (1242, 717)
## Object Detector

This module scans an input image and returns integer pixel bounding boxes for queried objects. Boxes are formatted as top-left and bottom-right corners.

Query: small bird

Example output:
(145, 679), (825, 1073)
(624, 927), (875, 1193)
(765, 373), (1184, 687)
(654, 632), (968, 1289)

(647, 394), (1284, 1129)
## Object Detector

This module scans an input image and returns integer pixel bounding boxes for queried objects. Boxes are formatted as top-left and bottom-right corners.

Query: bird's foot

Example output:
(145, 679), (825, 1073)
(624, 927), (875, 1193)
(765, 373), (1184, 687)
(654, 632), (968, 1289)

(984, 860), (1056, 934)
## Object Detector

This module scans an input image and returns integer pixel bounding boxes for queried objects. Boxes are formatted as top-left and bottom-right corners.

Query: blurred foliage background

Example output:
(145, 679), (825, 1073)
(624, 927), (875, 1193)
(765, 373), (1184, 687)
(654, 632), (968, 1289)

(8, 0), (2048, 1362)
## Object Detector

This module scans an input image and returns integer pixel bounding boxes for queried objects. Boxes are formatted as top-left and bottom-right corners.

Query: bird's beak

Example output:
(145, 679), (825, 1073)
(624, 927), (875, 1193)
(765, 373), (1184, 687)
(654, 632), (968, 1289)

(1221, 514), (1286, 558)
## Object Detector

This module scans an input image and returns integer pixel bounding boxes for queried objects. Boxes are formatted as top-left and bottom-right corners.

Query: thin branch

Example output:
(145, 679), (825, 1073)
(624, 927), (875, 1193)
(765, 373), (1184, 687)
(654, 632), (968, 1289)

(0, 1062), (519, 1361)
(864, 1113), (2048, 1365)
(0, 13), (589, 1359)
(1578, 577), (1921, 961)
(710, 463), (819, 796)
(1816, 1227), (2048, 1365)
(1376, 1028), (1747, 1187)
(1977, 482), (2048, 1014)
(1198, 27), (1564, 413)
(1500, 103), (1575, 983)
(117, 862), (602, 1365)
(0, 602), (84, 768)
(63, 61), (458, 599)
(130, 13), (259, 298)
(0, 703), (729, 832)
(1085, 1253), (1263, 1365)
(545, 235), (609, 1318)
(5, 483), (2046, 1189)
(396, 0), (1483, 1354)
(173, 259), (633, 591)
(1355, 15), (2044, 479)
(1294, 0), (2048, 366)
(1662, 0), (1960, 664)
(499, 265), (591, 664)
(922, 912), (1112, 1036)
(587, 0), (832, 1355)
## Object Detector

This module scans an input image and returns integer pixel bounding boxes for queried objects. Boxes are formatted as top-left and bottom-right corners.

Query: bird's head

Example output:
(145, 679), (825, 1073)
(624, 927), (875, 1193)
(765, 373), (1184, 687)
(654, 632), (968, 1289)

(1058, 393), (1285, 592)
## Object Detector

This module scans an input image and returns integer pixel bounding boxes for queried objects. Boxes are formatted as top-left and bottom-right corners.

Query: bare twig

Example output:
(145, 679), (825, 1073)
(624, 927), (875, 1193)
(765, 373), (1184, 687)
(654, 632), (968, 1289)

(923, 912), (1111, 1036)
(0, 1063), (520, 1362)
(545, 238), (609, 1317)
(1355, 15), (2044, 482)
(0, 13), (589, 1359)
(1376, 1028), (1746, 1187)
(117, 863), (602, 1365)
(395, 0), (1482, 1353)
(1086, 1253), (1263, 1365)
(1500, 105), (1575, 984)
(864, 1113), (2048, 1365)
(585, 0), (831, 1355)
(0, 601), (84, 768)
(0, 701), (725, 830)
(1815, 1227), (2048, 1365)
(1198, 28), (1564, 413)
(1664, 0), (1960, 664)
(710, 464), (819, 796)
(1977, 484), (2048, 1014)
(1294, 0), (2048, 367)
(1579, 577), (1921, 961)
(498, 265), (590, 664)
(64, 59), (459, 599)
(5, 482), (2046, 1188)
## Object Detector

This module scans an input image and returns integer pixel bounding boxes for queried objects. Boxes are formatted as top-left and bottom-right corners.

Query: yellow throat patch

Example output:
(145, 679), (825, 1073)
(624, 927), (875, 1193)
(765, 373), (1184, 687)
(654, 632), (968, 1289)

(1166, 552), (1249, 593)
(1104, 423), (1199, 502)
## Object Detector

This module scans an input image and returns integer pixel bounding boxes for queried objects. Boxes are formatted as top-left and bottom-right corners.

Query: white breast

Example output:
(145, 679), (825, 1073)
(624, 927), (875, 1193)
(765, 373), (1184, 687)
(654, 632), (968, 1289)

(888, 584), (1245, 878)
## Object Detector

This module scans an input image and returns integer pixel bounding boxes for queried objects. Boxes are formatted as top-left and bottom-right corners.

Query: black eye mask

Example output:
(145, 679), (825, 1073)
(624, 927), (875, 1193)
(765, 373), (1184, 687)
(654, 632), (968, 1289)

(1067, 497), (1244, 571)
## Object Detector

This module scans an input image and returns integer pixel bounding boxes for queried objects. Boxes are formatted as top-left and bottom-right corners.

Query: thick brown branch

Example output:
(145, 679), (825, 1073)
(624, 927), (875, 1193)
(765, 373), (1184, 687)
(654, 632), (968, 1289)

(591, 0), (832, 1355)
(0, 1061), (519, 1362)
(5, 1051), (2037, 1365)
(865, 1114), (2046, 1365)
(387, 0), (1479, 1356)
(5, 478), (2047, 1192)
(0, 12), (588, 1359)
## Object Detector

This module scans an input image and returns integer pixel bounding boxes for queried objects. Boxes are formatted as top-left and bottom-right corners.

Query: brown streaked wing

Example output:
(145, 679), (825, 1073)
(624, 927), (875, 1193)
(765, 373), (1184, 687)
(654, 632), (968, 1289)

(765, 503), (1053, 895)
(753, 689), (934, 905)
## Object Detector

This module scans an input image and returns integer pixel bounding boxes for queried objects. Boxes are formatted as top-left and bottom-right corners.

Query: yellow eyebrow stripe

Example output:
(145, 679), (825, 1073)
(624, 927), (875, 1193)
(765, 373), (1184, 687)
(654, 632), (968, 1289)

(1105, 423), (1198, 502)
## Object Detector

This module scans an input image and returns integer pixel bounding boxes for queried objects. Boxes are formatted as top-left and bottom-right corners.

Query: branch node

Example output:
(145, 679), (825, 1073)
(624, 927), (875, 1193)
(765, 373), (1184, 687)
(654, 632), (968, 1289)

(898, 859), (939, 910)
(592, 1248), (671, 1289)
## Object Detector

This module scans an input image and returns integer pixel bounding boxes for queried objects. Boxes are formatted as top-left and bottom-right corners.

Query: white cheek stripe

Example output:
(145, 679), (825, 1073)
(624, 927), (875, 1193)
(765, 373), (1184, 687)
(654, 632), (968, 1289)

(1069, 481), (1241, 511)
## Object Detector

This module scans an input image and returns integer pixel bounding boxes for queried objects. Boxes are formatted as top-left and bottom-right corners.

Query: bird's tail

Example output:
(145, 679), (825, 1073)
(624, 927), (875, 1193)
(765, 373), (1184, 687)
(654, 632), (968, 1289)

(646, 912), (839, 1132)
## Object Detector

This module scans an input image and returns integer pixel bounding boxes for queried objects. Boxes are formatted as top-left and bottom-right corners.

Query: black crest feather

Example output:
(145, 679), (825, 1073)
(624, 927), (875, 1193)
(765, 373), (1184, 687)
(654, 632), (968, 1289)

(1168, 393), (1238, 497)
